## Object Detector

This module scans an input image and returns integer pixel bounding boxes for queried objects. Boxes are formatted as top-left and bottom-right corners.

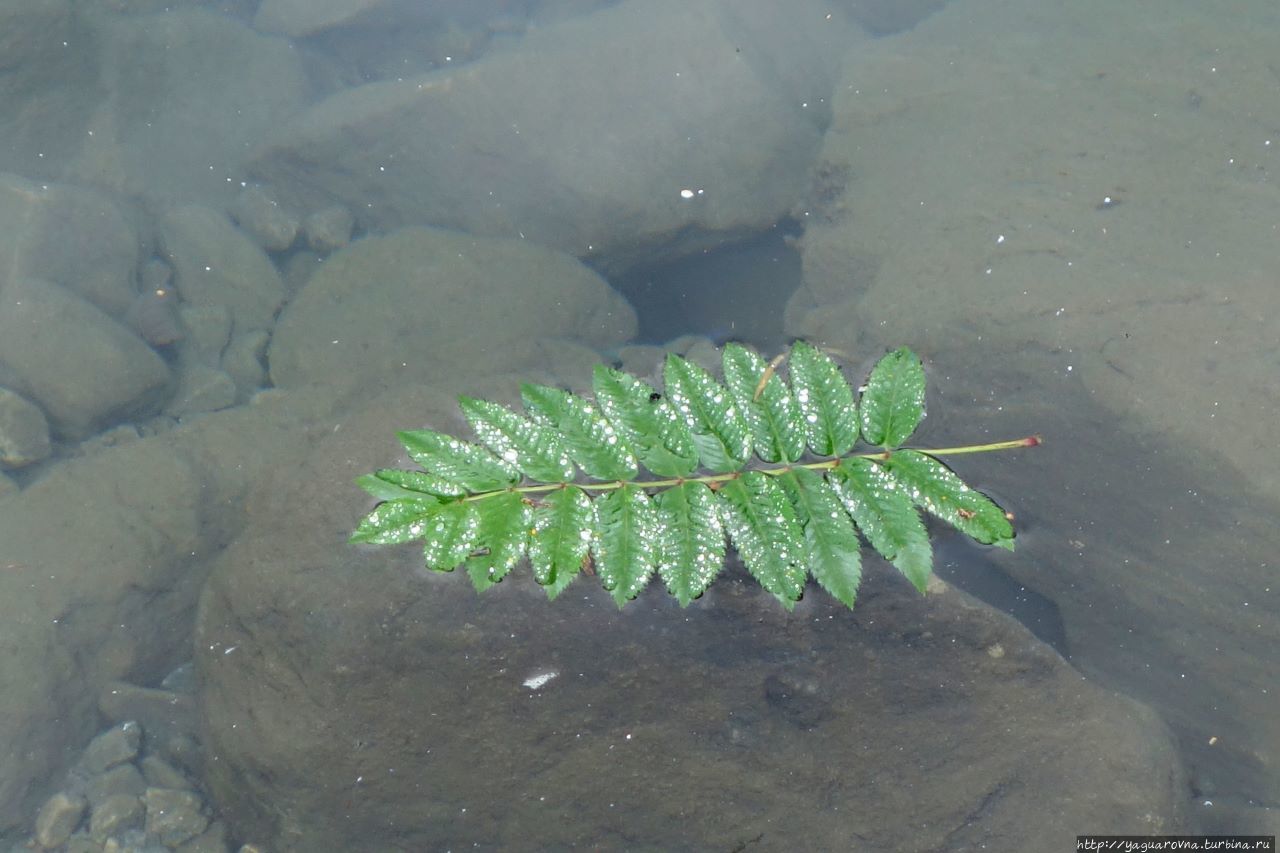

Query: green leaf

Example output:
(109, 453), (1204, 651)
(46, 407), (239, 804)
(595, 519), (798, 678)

(459, 396), (576, 484)
(397, 429), (519, 493)
(420, 501), (481, 572)
(664, 354), (751, 473)
(655, 481), (725, 606)
(464, 491), (532, 591)
(593, 484), (658, 607)
(830, 457), (932, 593)
(350, 497), (442, 545)
(722, 343), (806, 463)
(717, 473), (806, 606)
(859, 347), (926, 449)
(789, 341), (858, 456)
(521, 383), (638, 481)
(355, 340), (1037, 609)
(592, 364), (698, 478)
(528, 486), (592, 589)
(883, 450), (1015, 549)
(366, 468), (465, 499)
(779, 468), (862, 607)
(355, 473), (436, 502)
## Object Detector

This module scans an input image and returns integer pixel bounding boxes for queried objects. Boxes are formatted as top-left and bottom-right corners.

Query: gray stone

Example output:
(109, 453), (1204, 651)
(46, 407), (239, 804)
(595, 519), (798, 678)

(89, 793), (144, 842)
(64, 831), (101, 853)
(248, 0), (853, 275)
(79, 721), (142, 775)
(34, 791), (87, 848)
(220, 330), (269, 403)
(160, 662), (196, 694)
(302, 205), (354, 254)
(0, 173), (141, 318)
(98, 682), (198, 759)
(266, 226), (636, 401)
(254, 0), (509, 79)
(0, 278), (170, 439)
(143, 788), (208, 847)
(140, 258), (172, 292)
(0, 387), (51, 469)
(0, 3), (102, 184)
(139, 756), (192, 792)
(84, 764), (148, 808)
(159, 205), (285, 335)
(67, 9), (310, 211)
(124, 284), (184, 348)
(158, 735), (204, 781)
(253, 0), (382, 37)
(176, 305), (233, 367)
(230, 185), (299, 253)
(165, 365), (237, 417)
(80, 424), (141, 454)
(175, 819), (231, 853)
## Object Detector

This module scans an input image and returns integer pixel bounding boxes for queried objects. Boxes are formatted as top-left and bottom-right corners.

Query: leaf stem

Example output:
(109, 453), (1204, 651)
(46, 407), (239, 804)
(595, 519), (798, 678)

(912, 434), (1041, 456)
(463, 435), (1041, 502)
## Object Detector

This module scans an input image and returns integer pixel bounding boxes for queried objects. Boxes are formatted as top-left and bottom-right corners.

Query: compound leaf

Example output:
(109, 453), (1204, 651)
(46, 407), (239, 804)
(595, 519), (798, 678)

(354, 342), (1035, 609)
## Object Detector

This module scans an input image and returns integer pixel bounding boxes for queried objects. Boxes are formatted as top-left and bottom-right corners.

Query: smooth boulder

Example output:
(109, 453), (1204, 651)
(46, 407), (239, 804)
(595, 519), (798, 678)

(248, 0), (853, 274)
(267, 226), (637, 399)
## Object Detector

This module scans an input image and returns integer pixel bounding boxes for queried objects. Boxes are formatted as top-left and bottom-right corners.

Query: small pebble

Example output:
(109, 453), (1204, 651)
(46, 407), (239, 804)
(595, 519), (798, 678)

(232, 185), (299, 252)
(89, 792), (144, 841)
(79, 721), (142, 776)
(34, 791), (87, 848)
(125, 286), (184, 346)
(143, 787), (209, 846)
(304, 204), (355, 253)
(0, 386), (51, 469)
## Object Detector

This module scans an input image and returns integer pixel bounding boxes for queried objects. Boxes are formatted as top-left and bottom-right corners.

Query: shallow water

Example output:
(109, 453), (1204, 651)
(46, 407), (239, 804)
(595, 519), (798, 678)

(2, 0), (1278, 849)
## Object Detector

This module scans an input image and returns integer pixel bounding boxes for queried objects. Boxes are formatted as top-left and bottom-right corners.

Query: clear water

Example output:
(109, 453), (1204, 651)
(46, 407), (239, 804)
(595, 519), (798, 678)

(1, 0), (1277, 850)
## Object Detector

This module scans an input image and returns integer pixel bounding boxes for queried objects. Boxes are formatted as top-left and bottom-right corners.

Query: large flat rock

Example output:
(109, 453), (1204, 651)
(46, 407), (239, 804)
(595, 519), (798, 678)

(785, 0), (1280, 500)
(194, 382), (1189, 850)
